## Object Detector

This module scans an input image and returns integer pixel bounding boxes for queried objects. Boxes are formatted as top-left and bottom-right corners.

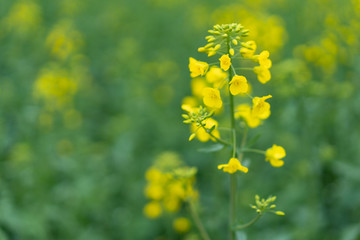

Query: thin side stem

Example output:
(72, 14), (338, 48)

(233, 214), (262, 230)
(241, 148), (265, 155)
(189, 201), (211, 240)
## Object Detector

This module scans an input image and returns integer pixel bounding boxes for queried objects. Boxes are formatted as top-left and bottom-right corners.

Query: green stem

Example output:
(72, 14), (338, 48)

(200, 125), (232, 146)
(189, 201), (211, 240)
(240, 148), (265, 155)
(227, 36), (237, 240)
(233, 214), (262, 230)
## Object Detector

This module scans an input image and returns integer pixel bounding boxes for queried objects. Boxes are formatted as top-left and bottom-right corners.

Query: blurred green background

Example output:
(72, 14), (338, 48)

(0, 0), (360, 239)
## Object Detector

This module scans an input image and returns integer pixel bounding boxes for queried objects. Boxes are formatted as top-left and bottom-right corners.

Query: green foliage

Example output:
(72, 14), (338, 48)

(0, 0), (359, 239)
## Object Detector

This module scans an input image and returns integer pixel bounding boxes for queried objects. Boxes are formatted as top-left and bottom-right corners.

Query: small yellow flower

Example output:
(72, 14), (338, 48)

(229, 75), (248, 95)
(202, 87), (223, 109)
(206, 66), (227, 86)
(219, 54), (231, 71)
(144, 201), (162, 219)
(256, 50), (272, 69)
(252, 95), (272, 120)
(235, 104), (261, 128)
(265, 144), (286, 167)
(191, 118), (220, 142)
(218, 158), (248, 174)
(189, 57), (209, 77)
(173, 217), (191, 233)
(191, 77), (207, 98)
(240, 41), (257, 58)
(253, 66), (271, 84)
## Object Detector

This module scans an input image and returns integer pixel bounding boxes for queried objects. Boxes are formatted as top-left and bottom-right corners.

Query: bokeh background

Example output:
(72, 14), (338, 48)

(0, 0), (360, 239)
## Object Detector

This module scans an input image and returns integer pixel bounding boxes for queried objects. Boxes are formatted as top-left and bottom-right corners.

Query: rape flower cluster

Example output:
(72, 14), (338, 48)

(144, 152), (198, 221)
(182, 23), (286, 172)
(181, 23), (286, 238)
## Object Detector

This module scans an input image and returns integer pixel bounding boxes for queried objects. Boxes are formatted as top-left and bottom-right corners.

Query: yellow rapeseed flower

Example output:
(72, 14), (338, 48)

(173, 217), (191, 233)
(265, 144), (286, 167)
(191, 118), (220, 142)
(253, 66), (271, 84)
(219, 54), (231, 71)
(218, 158), (248, 174)
(205, 66), (227, 87)
(191, 77), (207, 98)
(256, 50), (272, 68)
(252, 95), (272, 120)
(202, 87), (223, 109)
(235, 104), (261, 128)
(240, 41), (257, 58)
(144, 201), (162, 219)
(189, 57), (209, 77)
(229, 75), (248, 95)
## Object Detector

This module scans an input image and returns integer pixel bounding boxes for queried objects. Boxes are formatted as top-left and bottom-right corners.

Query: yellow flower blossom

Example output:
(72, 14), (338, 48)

(256, 50), (272, 68)
(240, 41), (257, 58)
(218, 158), (248, 174)
(219, 54), (231, 71)
(235, 104), (261, 128)
(252, 95), (272, 120)
(265, 144), (286, 167)
(202, 87), (223, 109)
(191, 77), (207, 98)
(145, 183), (165, 200)
(173, 217), (191, 233)
(253, 66), (271, 84)
(189, 57), (209, 77)
(229, 75), (248, 95)
(205, 66), (227, 87)
(191, 118), (220, 142)
(144, 201), (162, 219)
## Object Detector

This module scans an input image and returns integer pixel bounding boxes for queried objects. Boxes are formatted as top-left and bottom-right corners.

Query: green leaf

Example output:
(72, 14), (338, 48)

(198, 144), (224, 153)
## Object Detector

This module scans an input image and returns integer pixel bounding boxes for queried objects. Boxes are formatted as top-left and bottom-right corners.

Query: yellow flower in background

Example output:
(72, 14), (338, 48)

(219, 54), (231, 71)
(235, 104), (261, 128)
(253, 66), (271, 84)
(5, 1), (42, 32)
(189, 57), (209, 77)
(144, 201), (162, 219)
(252, 95), (272, 120)
(173, 217), (191, 233)
(191, 77), (207, 98)
(218, 158), (248, 174)
(46, 20), (83, 60)
(240, 40), (257, 58)
(202, 87), (223, 109)
(229, 75), (248, 95)
(206, 66), (227, 87)
(34, 66), (77, 110)
(145, 183), (165, 200)
(265, 145), (286, 167)
(256, 50), (272, 68)
(191, 118), (220, 142)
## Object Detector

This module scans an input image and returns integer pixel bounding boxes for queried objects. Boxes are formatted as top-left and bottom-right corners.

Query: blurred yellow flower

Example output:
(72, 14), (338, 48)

(252, 95), (272, 120)
(229, 75), (248, 95)
(218, 158), (248, 174)
(205, 66), (227, 87)
(253, 66), (271, 84)
(219, 54), (231, 71)
(265, 144), (286, 167)
(5, 1), (42, 32)
(189, 57), (209, 77)
(256, 50), (272, 68)
(235, 104), (261, 128)
(191, 77), (207, 98)
(202, 87), (223, 109)
(144, 201), (162, 219)
(173, 217), (191, 233)
(240, 40), (257, 58)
